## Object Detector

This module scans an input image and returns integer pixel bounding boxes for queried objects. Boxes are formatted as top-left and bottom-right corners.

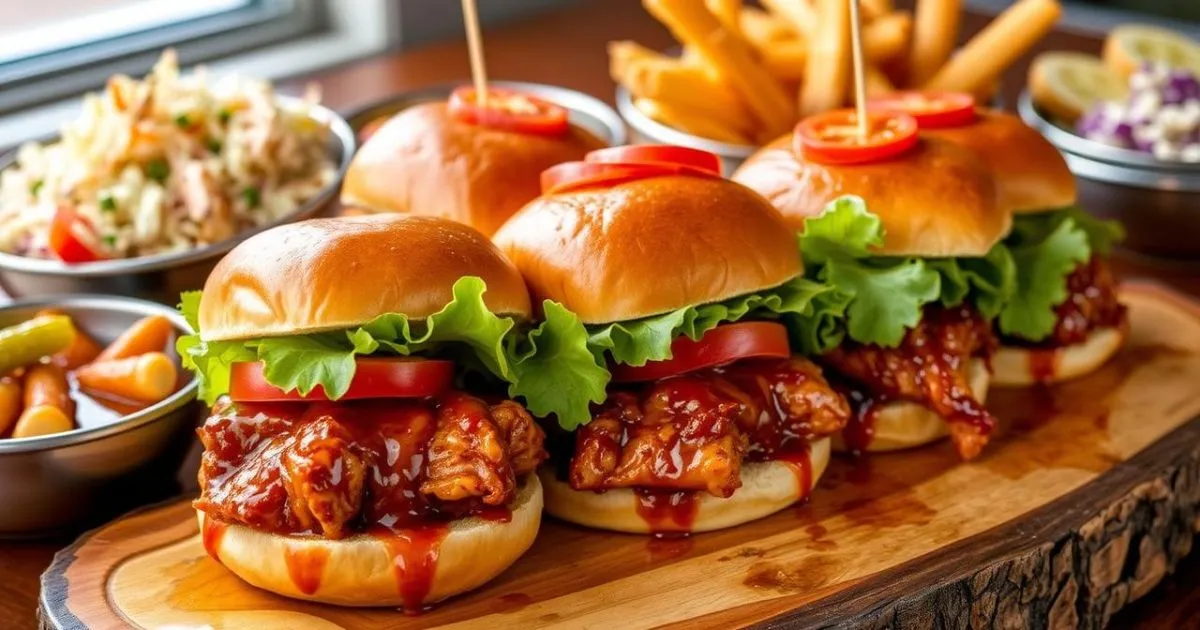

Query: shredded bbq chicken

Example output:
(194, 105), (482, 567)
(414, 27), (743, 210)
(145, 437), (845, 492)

(822, 305), (997, 460)
(1046, 256), (1127, 347)
(194, 393), (546, 538)
(570, 357), (849, 497)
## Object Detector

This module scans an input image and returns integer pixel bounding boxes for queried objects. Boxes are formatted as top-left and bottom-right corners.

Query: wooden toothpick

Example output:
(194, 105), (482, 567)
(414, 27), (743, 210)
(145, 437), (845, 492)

(461, 0), (489, 108)
(848, 0), (868, 141)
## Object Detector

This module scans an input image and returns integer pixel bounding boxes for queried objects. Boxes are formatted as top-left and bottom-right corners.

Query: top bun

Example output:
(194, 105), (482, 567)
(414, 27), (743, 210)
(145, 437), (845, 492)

(732, 135), (1011, 257)
(492, 175), (802, 324)
(925, 110), (1077, 213)
(341, 102), (607, 236)
(199, 215), (532, 341)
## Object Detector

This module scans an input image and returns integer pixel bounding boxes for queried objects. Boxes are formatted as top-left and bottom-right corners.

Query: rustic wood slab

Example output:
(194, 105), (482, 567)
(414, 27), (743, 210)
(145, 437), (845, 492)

(38, 283), (1200, 629)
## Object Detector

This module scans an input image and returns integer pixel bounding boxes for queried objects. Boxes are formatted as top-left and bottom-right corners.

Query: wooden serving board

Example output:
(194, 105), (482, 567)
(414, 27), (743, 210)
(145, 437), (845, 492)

(39, 283), (1200, 630)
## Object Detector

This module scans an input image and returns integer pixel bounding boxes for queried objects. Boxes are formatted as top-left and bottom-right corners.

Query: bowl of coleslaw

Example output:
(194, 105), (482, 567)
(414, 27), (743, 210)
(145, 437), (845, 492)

(0, 52), (355, 302)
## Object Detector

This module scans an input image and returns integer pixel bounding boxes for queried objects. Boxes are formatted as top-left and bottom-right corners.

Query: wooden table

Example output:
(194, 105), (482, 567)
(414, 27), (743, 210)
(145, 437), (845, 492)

(4, 1), (1198, 628)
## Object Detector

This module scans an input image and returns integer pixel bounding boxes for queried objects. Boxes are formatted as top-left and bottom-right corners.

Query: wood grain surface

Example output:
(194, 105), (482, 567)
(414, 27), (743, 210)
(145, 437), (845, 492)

(38, 284), (1200, 629)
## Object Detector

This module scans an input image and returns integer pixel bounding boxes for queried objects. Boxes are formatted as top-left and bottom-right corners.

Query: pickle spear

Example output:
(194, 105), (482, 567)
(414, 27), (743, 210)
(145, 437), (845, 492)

(0, 316), (76, 375)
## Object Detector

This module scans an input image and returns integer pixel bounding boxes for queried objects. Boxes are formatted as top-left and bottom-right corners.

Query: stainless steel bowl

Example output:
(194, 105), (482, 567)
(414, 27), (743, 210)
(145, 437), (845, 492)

(0, 97), (356, 303)
(1018, 91), (1200, 259)
(615, 85), (756, 176)
(346, 80), (627, 147)
(0, 295), (200, 537)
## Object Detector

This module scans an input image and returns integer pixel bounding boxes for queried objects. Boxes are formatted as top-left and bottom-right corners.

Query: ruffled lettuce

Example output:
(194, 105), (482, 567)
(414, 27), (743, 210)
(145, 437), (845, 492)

(798, 196), (1017, 348)
(997, 207), (1125, 341)
(176, 276), (609, 430)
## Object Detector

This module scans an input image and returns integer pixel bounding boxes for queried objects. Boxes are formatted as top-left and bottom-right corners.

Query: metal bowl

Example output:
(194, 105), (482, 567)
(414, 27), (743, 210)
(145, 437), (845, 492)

(346, 80), (627, 147)
(0, 295), (200, 537)
(0, 97), (356, 304)
(1018, 91), (1200, 259)
(616, 85), (756, 176)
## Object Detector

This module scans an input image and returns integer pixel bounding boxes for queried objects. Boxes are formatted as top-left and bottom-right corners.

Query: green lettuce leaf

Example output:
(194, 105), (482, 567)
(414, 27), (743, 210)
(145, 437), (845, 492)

(798, 195), (1016, 347)
(176, 277), (606, 429)
(585, 276), (841, 367)
(997, 207), (1122, 341)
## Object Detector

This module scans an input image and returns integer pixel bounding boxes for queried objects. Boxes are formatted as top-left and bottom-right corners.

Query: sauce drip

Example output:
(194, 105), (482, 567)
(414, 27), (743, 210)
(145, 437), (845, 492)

(838, 386), (884, 455)
(200, 517), (226, 562)
(373, 525), (450, 613)
(633, 489), (698, 535)
(1027, 348), (1059, 383)
(283, 546), (330, 595)
(775, 444), (813, 499)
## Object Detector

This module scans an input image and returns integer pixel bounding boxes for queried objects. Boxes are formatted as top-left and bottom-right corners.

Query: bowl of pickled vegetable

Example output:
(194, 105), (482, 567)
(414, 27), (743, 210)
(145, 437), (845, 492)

(0, 294), (199, 537)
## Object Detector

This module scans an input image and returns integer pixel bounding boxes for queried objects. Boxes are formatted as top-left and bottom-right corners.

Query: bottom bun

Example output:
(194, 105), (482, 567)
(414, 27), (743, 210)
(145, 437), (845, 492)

(541, 437), (830, 534)
(197, 474), (542, 607)
(992, 326), (1126, 387)
(832, 358), (990, 453)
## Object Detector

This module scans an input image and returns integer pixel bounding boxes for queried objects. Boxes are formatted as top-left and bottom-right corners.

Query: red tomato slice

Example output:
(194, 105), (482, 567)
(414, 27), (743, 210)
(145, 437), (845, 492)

(585, 145), (721, 175)
(48, 207), (106, 264)
(541, 160), (717, 195)
(448, 86), (569, 136)
(793, 109), (919, 165)
(867, 91), (977, 129)
(229, 358), (455, 402)
(610, 322), (791, 383)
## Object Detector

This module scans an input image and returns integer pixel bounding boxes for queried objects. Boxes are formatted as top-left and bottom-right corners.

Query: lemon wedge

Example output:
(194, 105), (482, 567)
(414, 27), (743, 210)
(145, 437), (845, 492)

(1029, 52), (1126, 124)
(1103, 24), (1200, 79)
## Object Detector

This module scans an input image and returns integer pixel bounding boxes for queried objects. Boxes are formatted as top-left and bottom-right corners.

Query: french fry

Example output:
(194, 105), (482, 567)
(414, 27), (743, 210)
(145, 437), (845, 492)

(608, 40), (663, 79)
(76, 352), (178, 404)
(863, 11), (913, 65)
(35, 310), (103, 370)
(800, 0), (851, 116)
(862, 0), (894, 22)
(909, 0), (962, 85)
(760, 39), (808, 82)
(24, 363), (73, 419)
(95, 315), (173, 363)
(0, 377), (21, 437)
(644, 0), (795, 136)
(864, 65), (897, 97)
(739, 6), (798, 48)
(925, 0), (1062, 94)
(706, 0), (742, 38)
(760, 0), (817, 37)
(12, 405), (73, 439)
(616, 55), (755, 135)
(635, 97), (752, 144)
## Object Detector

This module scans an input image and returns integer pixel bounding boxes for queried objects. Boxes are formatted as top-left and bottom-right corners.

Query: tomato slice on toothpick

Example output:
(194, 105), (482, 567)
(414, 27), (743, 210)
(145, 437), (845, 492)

(229, 358), (454, 402)
(868, 92), (978, 129)
(610, 322), (791, 383)
(794, 109), (920, 165)
(448, 86), (569, 136)
(585, 145), (722, 176)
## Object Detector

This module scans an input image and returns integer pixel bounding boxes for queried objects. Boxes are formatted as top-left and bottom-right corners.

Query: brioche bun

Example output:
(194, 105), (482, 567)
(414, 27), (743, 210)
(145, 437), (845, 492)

(924, 110), (1077, 213)
(341, 102), (606, 236)
(993, 326), (1126, 387)
(492, 175), (802, 324)
(197, 474), (542, 607)
(198, 214), (531, 342)
(732, 135), (1009, 257)
(539, 438), (830, 533)
(832, 358), (990, 453)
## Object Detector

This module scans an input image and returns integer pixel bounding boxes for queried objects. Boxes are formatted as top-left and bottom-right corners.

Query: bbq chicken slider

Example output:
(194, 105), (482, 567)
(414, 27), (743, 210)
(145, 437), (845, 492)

(733, 109), (1013, 459)
(177, 214), (578, 609)
(342, 86), (606, 236)
(493, 145), (852, 535)
(866, 92), (1127, 386)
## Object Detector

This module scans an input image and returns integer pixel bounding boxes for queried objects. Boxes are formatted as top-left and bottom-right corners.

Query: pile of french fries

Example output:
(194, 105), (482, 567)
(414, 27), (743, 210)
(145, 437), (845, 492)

(611, 0), (1062, 145)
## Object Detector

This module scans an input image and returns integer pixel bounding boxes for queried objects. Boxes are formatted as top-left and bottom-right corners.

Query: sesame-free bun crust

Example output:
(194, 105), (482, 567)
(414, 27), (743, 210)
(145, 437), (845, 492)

(341, 102), (606, 236)
(492, 176), (802, 324)
(539, 438), (830, 534)
(198, 214), (532, 341)
(197, 474), (542, 607)
(993, 326), (1126, 386)
(925, 110), (1077, 214)
(832, 359), (990, 453)
(732, 135), (1010, 257)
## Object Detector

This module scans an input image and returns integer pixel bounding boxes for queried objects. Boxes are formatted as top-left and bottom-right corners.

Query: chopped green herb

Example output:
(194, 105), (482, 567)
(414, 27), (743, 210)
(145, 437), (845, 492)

(241, 186), (261, 207)
(99, 194), (117, 212)
(30, 180), (43, 196)
(101, 234), (117, 248)
(174, 113), (191, 128)
(205, 138), (222, 154)
(145, 159), (170, 182)
(218, 109), (232, 124)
